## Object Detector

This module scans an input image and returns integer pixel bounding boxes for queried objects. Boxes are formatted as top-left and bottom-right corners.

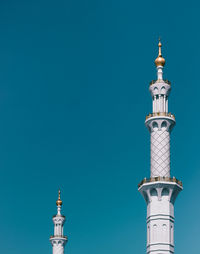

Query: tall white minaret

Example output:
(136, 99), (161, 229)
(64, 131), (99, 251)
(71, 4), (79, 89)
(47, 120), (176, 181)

(50, 190), (68, 254)
(138, 40), (183, 254)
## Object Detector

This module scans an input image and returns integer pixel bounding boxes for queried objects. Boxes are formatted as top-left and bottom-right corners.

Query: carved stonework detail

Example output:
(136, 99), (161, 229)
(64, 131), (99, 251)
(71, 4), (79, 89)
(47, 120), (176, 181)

(151, 130), (170, 177)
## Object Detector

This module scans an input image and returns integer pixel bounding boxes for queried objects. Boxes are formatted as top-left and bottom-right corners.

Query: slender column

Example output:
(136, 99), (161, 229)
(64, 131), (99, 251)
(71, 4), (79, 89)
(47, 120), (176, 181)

(155, 96), (157, 112)
(166, 98), (168, 112)
(161, 96), (164, 112)
(164, 95), (166, 112)
(153, 96), (155, 113)
(158, 95), (161, 112)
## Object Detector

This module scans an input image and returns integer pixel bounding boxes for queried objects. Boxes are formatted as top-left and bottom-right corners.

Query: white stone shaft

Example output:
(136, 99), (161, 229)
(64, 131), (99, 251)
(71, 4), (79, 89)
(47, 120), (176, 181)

(53, 244), (64, 254)
(51, 238), (66, 254)
(147, 79), (175, 177)
(146, 117), (175, 177)
(139, 181), (182, 254)
(151, 127), (170, 177)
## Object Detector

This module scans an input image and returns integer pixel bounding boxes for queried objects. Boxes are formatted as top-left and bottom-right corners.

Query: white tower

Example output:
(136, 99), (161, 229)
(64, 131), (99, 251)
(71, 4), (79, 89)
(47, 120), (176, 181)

(138, 40), (183, 254)
(50, 190), (68, 254)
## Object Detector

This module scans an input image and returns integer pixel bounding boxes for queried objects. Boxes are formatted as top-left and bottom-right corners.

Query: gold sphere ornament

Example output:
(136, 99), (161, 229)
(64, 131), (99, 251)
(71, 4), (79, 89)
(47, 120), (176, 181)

(56, 190), (63, 206)
(155, 39), (165, 67)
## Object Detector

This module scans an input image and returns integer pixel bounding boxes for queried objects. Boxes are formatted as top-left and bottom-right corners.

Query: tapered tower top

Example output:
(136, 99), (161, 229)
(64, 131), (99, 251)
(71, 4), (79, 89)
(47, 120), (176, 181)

(56, 189), (63, 207)
(155, 39), (165, 67)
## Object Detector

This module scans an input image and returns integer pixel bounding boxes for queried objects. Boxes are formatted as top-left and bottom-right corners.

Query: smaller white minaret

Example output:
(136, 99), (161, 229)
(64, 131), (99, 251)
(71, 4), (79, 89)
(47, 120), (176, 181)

(50, 190), (68, 254)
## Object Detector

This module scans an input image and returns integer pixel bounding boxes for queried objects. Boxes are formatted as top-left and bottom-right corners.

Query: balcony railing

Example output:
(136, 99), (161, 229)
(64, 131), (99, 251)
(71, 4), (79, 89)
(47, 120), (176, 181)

(138, 176), (183, 188)
(53, 215), (66, 218)
(146, 112), (175, 120)
(149, 79), (171, 86)
(50, 235), (68, 240)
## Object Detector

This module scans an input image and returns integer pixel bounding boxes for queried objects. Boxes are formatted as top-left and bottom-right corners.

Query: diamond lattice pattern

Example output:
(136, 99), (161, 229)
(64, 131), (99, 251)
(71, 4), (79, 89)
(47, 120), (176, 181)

(151, 130), (170, 177)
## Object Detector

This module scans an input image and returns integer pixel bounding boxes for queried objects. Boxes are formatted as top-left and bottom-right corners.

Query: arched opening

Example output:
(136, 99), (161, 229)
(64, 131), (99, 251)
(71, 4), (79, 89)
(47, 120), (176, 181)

(161, 188), (169, 196)
(161, 121), (167, 130)
(150, 188), (157, 197)
(152, 121), (158, 131)
(161, 86), (166, 94)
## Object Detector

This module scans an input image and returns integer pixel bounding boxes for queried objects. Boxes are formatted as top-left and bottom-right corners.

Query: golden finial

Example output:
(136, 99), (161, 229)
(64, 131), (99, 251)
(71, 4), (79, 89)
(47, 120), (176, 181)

(56, 189), (63, 206)
(158, 37), (162, 56)
(155, 38), (165, 67)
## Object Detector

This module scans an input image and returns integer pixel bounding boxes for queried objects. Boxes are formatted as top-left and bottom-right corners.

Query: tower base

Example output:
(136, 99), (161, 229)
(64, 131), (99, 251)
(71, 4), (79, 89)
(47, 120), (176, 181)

(138, 178), (182, 254)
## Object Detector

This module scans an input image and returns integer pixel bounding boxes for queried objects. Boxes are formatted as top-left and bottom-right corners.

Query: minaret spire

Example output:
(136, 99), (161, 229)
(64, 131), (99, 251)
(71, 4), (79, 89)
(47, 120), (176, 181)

(56, 189), (62, 215)
(155, 38), (165, 80)
(138, 40), (182, 254)
(158, 38), (162, 57)
(50, 190), (68, 254)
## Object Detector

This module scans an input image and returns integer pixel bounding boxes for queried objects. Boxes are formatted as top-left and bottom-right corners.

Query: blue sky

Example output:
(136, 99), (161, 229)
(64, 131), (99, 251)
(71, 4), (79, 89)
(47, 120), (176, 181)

(0, 0), (199, 253)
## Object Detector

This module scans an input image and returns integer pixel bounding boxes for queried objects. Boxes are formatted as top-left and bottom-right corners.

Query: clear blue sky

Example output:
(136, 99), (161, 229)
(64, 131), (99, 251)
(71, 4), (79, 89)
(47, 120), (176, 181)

(0, 0), (199, 253)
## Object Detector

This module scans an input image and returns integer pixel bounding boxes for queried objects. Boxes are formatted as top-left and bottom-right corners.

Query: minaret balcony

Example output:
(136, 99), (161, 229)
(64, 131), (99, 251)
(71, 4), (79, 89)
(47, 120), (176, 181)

(146, 112), (175, 121)
(138, 176), (183, 206)
(53, 214), (66, 218)
(138, 176), (183, 189)
(150, 79), (171, 86)
(50, 235), (68, 240)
